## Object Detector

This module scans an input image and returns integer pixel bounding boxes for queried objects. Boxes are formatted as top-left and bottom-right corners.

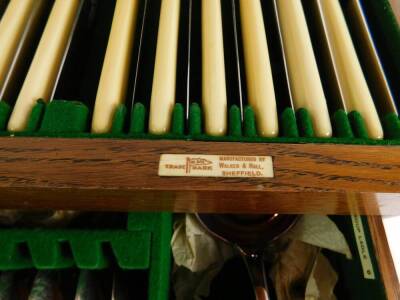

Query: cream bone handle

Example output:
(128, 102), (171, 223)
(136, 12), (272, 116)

(274, 0), (332, 138)
(149, 0), (181, 135)
(0, 0), (41, 92)
(316, 0), (383, 139)
(202, 0), (228, 137)
(240, 0), (278, 137)
(347, 0), (398, 116)
(91, 0), (139, 134)
(7, 0), (82, 132)
(0, 0), (51, 102)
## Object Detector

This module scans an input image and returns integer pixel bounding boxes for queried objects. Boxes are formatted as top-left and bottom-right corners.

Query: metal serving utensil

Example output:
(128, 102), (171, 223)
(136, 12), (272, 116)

(196, 213), (298, 300)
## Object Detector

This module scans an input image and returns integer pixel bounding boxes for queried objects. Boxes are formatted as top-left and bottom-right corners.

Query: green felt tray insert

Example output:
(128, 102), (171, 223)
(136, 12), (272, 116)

(0, 212), (172, 300)
(2, 100), (400, 147)
(0, 102), (10, 131)
(0, 230), (151, 270)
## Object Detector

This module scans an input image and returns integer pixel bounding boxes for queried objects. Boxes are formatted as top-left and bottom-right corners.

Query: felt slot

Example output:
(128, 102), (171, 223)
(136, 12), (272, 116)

(0, 213), (172, 300)
(189, 102), (202, 136)
(382, 113), (400, 139)
(174, 0), (191, 125)
(130, 102), (146, 134)
(243, 106), (257, 137)
(0, 1), (7, 20)
(171, 103), (184, 135)
(111, 104), (128, 134)
(229, 105), (242, 137)
(0, 212), (171, 270)
(280, 107), (299, 138)
(261, 0), (293, 114)
(296, 108), (315, 138)
(7, 97), (400, 144)
(52, 0), (116, 111)
(348, 111), (369, 139)
(0, 100), (44, 134)
(25, 100), (46, 133)
(130, 0), (161, 127)
(302, 0), (346, 115)
(333, 110), (355, 138)
(0, 241), (32, 270)
(0, 0), (53, 107)
(0, 101), (10, 130)
(188, 0), (202, 129)
(358, 0), (400, 110)
(27, 238), (75, 269)
(221, 0), (246, 118)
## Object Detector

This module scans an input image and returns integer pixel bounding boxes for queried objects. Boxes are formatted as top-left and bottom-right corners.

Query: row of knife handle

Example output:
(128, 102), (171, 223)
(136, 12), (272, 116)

(0, 269), (144, 300)
(0, 0), (397, 139)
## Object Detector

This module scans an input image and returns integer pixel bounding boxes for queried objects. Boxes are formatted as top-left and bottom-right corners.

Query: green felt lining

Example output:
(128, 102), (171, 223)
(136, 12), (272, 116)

(296, 108), (315, 137)
(130, 102), (146, 134)
(189, 102), (202, 136)
(0, 212), (172, 300)
(172, 103), (184, 135)
(25, 100), (46, 133)
(333, 110), (354, 138)
(348, 111), (369, 139)
(0, 102), (10, 131)
(244, 106), (257, 137)
(280, 107), (299, 138)
(229, 105), (242, 137)
(40, 100), (89, 133)
(2, 100), (400, 146)
(382, 113), (400, 139)
(111, 104), (127, 134)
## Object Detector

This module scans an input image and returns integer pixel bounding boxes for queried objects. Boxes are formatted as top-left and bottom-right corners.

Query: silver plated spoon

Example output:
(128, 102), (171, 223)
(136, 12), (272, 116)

(197, 214), (299, 300)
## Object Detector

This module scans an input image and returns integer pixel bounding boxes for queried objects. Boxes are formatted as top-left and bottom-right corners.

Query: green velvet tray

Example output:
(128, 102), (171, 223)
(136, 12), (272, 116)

(0, 212), (172, 300)
(1, 99), (399, 145)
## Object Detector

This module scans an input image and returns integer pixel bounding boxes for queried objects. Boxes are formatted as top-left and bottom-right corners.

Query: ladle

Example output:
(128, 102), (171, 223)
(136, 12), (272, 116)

(197, 214), (298, 300)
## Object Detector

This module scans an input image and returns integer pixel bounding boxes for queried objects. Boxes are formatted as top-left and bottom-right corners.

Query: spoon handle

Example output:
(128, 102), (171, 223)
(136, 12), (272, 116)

(242, 253), (271, 300)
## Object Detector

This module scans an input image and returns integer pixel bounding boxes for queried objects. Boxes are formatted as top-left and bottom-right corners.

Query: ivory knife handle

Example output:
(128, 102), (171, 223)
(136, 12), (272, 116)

(91, 0), (139, 134)
(318, 0), (383, 139)
(240, 0), (278, 137)
(202, 0), (227, 136)
(0, 0), (38, 91)
(7, 0), (81, 132)
(276, 0), (332, 137)
(149, 0), (181, 135)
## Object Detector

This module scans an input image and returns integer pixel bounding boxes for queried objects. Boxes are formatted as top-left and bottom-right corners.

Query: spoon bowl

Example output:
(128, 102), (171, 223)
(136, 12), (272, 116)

(196, 213), (299, 300)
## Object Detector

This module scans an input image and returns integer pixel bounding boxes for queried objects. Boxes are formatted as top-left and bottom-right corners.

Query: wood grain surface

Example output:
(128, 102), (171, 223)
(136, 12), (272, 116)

(368, 216), (400, 300)
(0, 138), (399, 214)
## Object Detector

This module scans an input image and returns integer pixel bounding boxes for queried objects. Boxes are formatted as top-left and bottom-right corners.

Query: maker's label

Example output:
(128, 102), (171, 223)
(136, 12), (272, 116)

(351, 215), (375, 279)
(158, 154), (273, 178)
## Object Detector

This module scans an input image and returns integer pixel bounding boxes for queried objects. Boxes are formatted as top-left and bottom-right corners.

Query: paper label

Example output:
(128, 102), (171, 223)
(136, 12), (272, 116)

(351, 215), (376, 279)
(158, 154), (273, 178)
